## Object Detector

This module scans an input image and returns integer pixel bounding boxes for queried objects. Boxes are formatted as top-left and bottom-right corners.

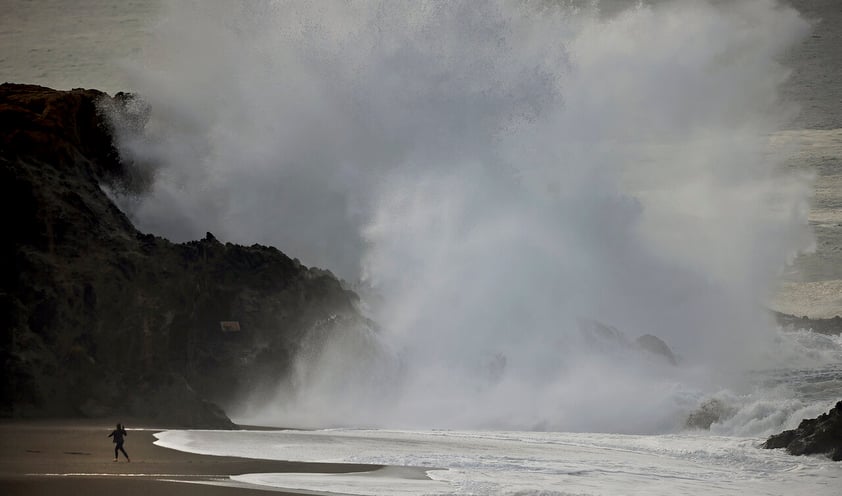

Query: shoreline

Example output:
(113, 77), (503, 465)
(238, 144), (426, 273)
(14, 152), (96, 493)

(0, 419), (382, 495)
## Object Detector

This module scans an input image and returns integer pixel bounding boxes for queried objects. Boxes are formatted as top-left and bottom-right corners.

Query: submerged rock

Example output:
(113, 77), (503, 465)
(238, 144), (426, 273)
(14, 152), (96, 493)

(762, 400), (842, 461)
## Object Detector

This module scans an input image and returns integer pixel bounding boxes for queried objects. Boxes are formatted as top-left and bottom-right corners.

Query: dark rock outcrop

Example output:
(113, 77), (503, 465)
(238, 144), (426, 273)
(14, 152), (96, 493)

(685, 398), (736, 430)
(774, 312), (842, 336)
(578, 319), (678, 366)
(1, 84), (369, 427)
(634, 334), (677, 366)
(762, 401), (842, 461)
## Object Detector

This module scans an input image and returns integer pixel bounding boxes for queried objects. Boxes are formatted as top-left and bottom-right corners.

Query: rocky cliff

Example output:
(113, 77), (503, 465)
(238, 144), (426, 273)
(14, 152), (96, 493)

(0, 84), (369, 427)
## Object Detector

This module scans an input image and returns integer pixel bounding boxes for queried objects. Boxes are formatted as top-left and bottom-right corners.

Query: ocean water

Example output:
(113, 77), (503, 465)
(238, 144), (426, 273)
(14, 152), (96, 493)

(0, 0), (158, 93)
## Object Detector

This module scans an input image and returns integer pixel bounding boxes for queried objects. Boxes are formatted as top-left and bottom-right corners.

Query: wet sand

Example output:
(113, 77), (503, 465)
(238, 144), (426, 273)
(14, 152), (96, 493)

(0, 419), (381, 495)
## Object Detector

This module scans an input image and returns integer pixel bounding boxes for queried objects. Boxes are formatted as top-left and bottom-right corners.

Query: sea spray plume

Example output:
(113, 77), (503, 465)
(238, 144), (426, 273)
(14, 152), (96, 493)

(109, 1), (813, 432)
(109, 0), (565, 276)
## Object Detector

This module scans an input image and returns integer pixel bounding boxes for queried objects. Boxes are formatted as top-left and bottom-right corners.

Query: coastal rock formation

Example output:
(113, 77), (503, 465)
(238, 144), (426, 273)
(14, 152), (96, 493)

(762, 401), (842, 461)
(1, 84), (369, 427)
(774, 311), (842, 336)
(685, 398), (736, 430)
(634, 334), (678, 366)
(578, 319), (678, 366)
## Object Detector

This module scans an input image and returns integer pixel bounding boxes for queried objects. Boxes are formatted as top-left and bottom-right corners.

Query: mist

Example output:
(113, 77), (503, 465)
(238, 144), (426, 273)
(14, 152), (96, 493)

(109, 0), (815, 433)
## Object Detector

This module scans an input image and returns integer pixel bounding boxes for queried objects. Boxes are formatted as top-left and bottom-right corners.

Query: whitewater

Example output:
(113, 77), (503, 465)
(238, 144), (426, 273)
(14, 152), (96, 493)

(147, 328), (842, 495)
(153, 420), (842, 495)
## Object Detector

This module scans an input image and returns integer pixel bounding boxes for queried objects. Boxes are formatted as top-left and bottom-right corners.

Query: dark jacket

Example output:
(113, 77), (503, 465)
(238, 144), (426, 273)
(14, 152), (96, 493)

(108, 427), (127, 444)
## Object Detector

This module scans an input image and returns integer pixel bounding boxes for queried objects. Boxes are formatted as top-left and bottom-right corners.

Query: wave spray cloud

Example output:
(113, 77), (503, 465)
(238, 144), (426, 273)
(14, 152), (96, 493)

(111, 0), (816, 433)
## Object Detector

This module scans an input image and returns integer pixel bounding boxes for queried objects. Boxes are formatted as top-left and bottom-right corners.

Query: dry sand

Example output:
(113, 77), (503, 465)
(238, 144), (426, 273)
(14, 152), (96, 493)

(0, 419), (381, 495)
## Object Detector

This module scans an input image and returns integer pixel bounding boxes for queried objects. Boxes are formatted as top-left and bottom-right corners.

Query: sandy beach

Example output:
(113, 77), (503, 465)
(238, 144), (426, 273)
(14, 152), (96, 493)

(0, 419), (381, 495)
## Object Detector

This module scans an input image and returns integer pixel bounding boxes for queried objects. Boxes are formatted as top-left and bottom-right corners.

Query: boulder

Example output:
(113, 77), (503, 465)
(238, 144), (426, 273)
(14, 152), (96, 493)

(685, 398), (736, 430)
(762, 401), (842, 461)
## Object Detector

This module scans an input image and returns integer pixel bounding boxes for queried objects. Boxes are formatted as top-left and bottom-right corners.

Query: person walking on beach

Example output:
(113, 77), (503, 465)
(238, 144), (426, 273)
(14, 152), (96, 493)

(108, 423), (130, 462)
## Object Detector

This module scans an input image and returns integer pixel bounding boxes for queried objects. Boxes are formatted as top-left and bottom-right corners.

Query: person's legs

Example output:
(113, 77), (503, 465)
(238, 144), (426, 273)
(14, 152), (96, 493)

(113, 444), (119, 461)
(117, 443), (130, 461)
